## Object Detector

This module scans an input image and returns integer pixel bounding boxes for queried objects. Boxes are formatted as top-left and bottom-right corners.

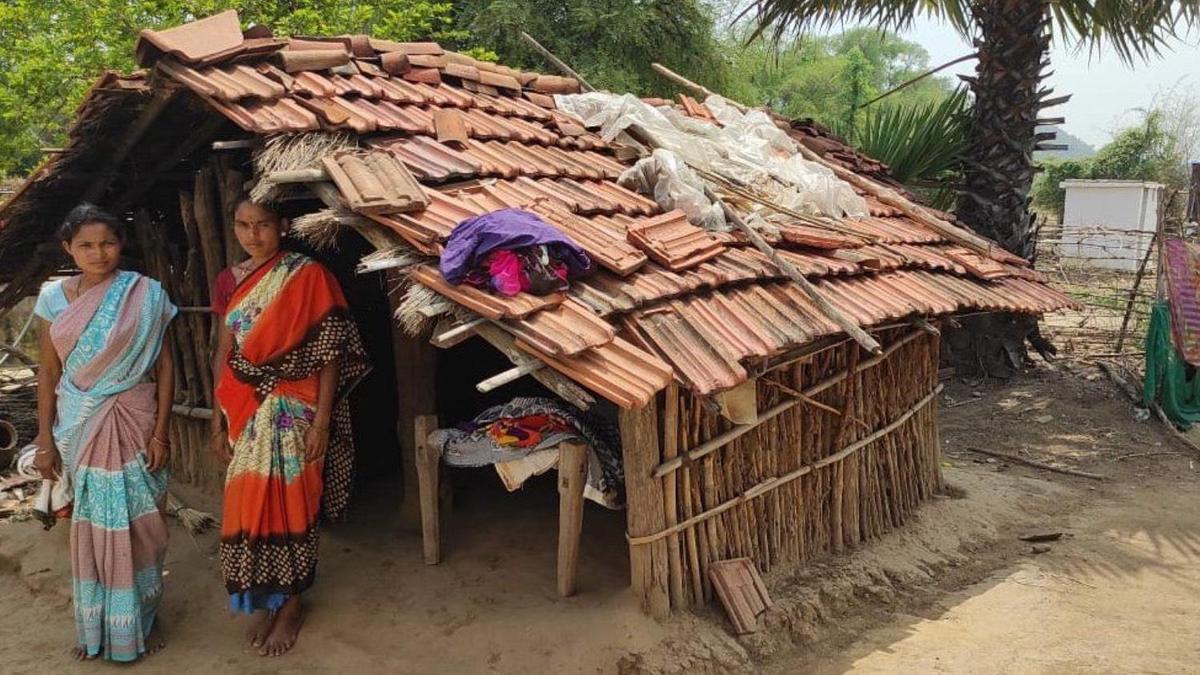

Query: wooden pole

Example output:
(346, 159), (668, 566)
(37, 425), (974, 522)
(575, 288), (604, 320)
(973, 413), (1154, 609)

(650, 63), (743, 111)
(556, 441), (588, 597)
(660, 382), (686, 609)
(653, 329), (922, 478)
(619, 400), (671, 619)
(860, 53), (977, 108)
(414, 414), (442, 564)
(1114, 229), (1158, 353)
(520, 32), (596, 93)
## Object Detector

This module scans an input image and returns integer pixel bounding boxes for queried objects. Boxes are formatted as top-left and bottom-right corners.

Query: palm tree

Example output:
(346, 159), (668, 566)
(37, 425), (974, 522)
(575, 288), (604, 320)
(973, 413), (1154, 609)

(743, 1), (1199, 375)
(743, 0), (1198, 258)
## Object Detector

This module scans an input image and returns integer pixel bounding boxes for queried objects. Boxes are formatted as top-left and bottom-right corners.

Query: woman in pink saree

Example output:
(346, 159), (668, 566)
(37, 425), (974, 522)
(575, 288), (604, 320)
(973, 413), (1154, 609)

(33, 204), (177, 662)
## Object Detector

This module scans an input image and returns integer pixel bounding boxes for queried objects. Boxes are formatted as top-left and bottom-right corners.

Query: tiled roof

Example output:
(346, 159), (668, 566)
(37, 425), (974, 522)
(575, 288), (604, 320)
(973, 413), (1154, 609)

(1, 13), (1078, 409)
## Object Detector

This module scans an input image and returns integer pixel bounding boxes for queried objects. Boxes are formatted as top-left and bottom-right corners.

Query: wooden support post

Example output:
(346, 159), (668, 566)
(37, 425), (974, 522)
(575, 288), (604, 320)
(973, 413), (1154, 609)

(414, 414), (441, 565)
(556, 441), (588, 597)
(660, 382), (687, 609)
(619, 400), (671, 619)
(386, 271), (440, 530)
(520, 32), (596, 93)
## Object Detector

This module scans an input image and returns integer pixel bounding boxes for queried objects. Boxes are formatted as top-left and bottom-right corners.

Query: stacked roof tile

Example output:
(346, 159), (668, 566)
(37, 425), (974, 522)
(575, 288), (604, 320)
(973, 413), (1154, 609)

(2, 12), (1077, 409)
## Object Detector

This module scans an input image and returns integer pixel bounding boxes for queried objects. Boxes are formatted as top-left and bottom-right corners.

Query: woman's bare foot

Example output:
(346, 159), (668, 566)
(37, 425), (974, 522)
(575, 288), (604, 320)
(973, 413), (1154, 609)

(70, 646), (98, 661)
(246, 610), (273, 648)
(259, 596), (303, 657)
(144, 620), (166, 657)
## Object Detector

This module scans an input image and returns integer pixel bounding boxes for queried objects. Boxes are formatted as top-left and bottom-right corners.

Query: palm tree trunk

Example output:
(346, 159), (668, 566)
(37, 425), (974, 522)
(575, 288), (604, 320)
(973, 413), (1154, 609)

(952, 0), (1052, 376)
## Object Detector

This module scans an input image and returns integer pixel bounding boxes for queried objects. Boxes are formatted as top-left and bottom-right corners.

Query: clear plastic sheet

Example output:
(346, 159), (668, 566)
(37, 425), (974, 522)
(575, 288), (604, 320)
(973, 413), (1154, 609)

(556, 92), (868, 219)
(618, 149), (727, 231)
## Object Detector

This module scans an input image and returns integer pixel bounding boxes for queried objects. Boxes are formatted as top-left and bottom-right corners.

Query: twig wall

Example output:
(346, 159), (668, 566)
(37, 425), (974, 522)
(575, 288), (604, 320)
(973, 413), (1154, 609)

(621, 327), (943, 616)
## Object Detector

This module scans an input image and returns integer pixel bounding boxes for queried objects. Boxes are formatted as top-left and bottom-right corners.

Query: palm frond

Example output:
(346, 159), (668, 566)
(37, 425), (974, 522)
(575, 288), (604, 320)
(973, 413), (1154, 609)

(743, 0), (1200, 64)
(738, 1), (973, 44)
(839, 87), (968, 186)
(1050, 0), (1200, 63)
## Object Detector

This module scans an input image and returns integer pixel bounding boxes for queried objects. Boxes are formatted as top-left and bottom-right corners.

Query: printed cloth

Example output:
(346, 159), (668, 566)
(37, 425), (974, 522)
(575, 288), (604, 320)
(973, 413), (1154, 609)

(215, 252), (370, 614)
(36, 271), (176, 662)
(462, 246), (570, 296)
(429, 397), (624, 508)
(1163, 237), (1200, 366)
(438, 209), (592, 285)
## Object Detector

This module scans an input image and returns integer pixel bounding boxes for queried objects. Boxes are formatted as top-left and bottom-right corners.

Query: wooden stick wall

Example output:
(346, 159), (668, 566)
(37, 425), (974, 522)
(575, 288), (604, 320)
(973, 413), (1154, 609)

(131, 158), (245, 489)
(625, 327), (943, 615)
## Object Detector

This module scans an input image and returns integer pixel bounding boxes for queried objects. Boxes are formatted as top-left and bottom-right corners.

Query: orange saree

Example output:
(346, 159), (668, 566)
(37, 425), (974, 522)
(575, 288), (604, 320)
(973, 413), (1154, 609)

(215, 252), (369, 613)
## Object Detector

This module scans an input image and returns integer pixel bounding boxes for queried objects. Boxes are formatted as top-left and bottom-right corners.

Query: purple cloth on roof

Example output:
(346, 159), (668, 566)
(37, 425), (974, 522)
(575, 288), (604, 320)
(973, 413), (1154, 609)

(439, 209), (592, 284)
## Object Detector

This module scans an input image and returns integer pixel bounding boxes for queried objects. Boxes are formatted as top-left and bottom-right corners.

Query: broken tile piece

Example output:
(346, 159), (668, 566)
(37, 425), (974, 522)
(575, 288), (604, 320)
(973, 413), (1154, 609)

(323, 149), (430, 215)
(626, 209), (724, 271)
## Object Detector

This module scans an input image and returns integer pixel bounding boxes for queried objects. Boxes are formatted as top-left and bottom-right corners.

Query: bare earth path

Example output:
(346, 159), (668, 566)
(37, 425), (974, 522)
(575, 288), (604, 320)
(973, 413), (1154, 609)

(793, 474), (1200, 674)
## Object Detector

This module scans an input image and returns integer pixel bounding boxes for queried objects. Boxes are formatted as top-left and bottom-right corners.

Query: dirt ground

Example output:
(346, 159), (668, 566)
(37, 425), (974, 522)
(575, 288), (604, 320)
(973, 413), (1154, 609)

(1, 364), (1198, 673)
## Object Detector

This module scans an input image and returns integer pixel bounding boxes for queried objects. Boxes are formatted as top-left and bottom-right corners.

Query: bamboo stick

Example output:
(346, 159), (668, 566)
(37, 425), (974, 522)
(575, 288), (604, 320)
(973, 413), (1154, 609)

(962, 447), (1105, 480)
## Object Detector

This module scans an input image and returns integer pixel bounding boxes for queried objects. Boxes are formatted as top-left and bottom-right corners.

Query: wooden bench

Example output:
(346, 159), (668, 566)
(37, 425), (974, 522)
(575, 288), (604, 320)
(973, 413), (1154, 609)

(414, 414), (589, 597)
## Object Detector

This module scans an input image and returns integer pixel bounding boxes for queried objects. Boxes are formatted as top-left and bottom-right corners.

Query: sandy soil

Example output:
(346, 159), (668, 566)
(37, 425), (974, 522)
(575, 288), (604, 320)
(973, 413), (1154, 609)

(1, 365), (1197, 673)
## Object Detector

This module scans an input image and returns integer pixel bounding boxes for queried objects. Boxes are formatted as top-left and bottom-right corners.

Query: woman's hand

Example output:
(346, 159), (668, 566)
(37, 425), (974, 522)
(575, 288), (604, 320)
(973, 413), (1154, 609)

(33, 432), (61, 480)
(304, 423), (330, 462)
(211, 430), (232, 464)
(146, 432), (170, 472)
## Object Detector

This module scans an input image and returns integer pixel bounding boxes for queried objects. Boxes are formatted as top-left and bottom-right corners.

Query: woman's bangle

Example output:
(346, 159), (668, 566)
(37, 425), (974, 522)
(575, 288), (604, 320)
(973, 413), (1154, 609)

(151, 435), (170, 446)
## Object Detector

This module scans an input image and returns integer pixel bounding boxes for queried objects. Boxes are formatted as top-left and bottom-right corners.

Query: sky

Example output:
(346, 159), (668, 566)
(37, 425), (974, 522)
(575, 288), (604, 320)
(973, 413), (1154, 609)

(890, 16), (1200, 150)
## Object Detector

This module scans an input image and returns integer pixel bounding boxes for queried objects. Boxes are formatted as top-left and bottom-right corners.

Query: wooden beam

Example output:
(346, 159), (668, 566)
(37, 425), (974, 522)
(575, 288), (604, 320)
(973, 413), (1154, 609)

(629, 386), (943, 548)
(473, 323), (595, 410)
(653, 328), (924, 478)
(385, 270), (440, 531)
(430, 318), (486, 349)
(309, 182), (409, 251)
(650, 63), (741, 111)
(619, 400), (671, 619)
(520, 32), (595, 93)
(477, 361), (544, 393)
(83, 86), (179, 204)
(709, 184), (881, 354)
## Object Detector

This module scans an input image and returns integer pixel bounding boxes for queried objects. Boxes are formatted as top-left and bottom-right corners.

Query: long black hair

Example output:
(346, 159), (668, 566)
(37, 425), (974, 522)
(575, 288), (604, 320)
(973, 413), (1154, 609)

(57, 203), (126, 243)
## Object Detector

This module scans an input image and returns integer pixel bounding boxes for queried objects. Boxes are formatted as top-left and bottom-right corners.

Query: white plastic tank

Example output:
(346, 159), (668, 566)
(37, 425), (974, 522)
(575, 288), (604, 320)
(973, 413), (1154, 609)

(1058, 179), (1163, 271)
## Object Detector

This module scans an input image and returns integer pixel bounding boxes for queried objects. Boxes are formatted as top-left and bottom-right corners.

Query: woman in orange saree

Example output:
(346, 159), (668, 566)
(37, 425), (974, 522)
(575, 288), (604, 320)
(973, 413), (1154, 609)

(210, 200), (368, 656)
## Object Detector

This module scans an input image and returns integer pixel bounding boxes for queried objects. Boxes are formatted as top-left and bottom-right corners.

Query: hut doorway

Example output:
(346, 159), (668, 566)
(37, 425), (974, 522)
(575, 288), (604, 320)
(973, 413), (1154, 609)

(311, 228), (403, 484)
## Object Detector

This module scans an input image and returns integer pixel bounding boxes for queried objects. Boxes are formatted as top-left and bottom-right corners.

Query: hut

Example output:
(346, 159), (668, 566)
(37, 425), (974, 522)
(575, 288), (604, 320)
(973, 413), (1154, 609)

(0, 11), (1075, 619)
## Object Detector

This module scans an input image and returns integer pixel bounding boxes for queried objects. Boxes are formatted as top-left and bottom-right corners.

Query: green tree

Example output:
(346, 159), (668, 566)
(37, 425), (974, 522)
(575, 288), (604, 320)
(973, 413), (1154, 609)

(1032, 110), (1184, 216)
(0, 1), (466, 177)
(720, 29), (956, 131)
(457, 0), (729, 97)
